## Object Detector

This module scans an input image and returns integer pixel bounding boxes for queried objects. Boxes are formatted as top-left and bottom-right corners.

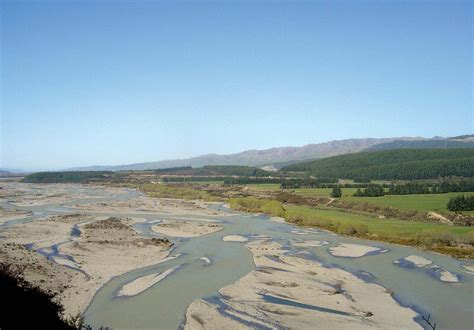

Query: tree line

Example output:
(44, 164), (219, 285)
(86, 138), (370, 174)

(350, 179), (474, 197)
(21, 171), (112, 183)
(388, 179), (474, 195)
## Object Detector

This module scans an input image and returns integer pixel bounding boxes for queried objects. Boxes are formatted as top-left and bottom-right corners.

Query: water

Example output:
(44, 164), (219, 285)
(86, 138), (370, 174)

(1, 183), (473, 329)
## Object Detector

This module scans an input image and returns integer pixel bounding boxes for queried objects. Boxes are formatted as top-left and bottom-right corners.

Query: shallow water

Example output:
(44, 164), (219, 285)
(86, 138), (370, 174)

(1, 183), (473, 329)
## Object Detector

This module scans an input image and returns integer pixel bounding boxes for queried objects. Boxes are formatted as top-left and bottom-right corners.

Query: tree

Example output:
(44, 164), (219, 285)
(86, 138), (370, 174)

(447, 195), (474, 212)
(354, 188), (363, 197)
(331, 185), (342, 198)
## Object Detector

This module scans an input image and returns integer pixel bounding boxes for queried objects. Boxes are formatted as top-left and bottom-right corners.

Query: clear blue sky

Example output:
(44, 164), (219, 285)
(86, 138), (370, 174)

(1, 0), (472, 170)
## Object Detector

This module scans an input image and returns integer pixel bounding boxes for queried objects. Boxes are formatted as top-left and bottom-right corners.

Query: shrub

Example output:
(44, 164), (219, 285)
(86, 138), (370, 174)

(261, 200), (286, 218)
(338, 224), (357, 235)
(447, 195), (474, 212)
(461, 231), (474, 245)
(416, 229), (458, 246)
(354, 223), (368, 235)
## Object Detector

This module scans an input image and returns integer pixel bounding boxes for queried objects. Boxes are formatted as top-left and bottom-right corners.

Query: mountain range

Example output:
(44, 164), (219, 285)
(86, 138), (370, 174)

(68, 135), (474, 172)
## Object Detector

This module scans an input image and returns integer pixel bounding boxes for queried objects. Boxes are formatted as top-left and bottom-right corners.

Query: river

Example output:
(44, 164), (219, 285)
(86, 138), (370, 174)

(1, 182), (473, 329)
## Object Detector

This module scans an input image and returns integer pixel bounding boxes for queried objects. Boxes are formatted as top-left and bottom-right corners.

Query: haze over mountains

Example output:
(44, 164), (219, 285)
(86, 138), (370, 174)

(68, 135), (474, 172)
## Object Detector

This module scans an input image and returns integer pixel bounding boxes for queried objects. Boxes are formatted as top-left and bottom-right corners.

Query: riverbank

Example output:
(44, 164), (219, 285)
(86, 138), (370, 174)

(228, 197), (474, 258)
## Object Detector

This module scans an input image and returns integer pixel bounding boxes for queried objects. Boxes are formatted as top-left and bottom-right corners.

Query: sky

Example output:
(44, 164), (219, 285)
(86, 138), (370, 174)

(1, 0), (472, 170)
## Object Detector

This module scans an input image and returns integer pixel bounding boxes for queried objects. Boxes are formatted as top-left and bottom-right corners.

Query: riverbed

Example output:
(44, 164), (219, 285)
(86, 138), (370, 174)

(1, 182), (473, 329)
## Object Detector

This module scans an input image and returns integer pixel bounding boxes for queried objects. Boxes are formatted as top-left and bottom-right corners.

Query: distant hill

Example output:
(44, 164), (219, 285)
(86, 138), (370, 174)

(67, 135), (472, 172)
(69, 137), (415, 171)
(364, 135), (474, 152)
(0, 170), (11, 177)
(282, 149), (474, 180)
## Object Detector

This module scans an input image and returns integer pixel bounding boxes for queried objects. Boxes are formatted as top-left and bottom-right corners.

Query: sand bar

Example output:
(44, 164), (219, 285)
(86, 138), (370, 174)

(151, 220), (223, 237)
(185, 240), (420, 329)
(117, 266), (180, 297)
(222, 235), (248, 242)
(329, 243), (383, 258)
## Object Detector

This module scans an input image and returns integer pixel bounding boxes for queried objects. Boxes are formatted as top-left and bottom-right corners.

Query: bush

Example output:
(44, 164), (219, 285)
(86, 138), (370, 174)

(338, 224), (357, 235)
(461, 231), (474, 245)
(337, 223), (368, 236)
(260, 201), (286, 218)
(447, 195), (474, 212)
(330, 185), (342, 198)
(416, 229), (458, 246)
(354, 223), (368, 235)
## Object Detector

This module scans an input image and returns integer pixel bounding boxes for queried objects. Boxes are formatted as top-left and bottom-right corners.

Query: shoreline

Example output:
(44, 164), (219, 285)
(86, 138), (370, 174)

(229, 204), (474, 260)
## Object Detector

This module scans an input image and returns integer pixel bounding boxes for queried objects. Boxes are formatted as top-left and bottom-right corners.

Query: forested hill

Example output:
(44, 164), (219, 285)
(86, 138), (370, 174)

(364, 135), (474, 151)
(282, 149), (474, 180)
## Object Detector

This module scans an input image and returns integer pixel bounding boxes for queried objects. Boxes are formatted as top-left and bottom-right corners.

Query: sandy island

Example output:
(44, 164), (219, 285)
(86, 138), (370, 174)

(117, 266), (180, 297)
(461, 264), (474, 274)
(396, 255), (433, 267)
(184, 240), (420, 329)
(151, 220), (223, 237)
(222, 235), (248, 242)
(329, 243), (384, 258)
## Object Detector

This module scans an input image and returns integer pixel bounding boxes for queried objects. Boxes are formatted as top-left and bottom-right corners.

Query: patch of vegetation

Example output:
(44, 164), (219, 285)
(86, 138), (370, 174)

(140, 183), (220, 201)
(353, 184), (385, 197)
(154, 166), (192, 173)
(282, 149), (474, 180)
(283, 206), (474, 257)
(22, 171), (113, 183)
(447, 195), (474, 212)
(330, 185), (342, 198)
(343, 192), (474, 214)
(228, 196), (474, 257)
(280, 177), (338, 188)
(229, 197), (286, 218)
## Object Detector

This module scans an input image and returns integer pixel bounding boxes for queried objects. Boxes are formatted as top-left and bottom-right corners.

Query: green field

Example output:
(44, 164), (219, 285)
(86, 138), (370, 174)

(248, 184), (474, 215)
(284, 205), (474, 239)
(294, 187), (360, 197)
(343, 192), (474, 214)
(247, 185), (363, 197)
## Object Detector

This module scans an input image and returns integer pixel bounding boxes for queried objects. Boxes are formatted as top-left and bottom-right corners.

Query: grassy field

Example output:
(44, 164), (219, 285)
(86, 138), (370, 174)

(343, 192), (474, 214)
(247, 184), (474, 215)
(284, 205), (474, 238)
(229, 196), (474, 257)
(246, 185), (362, 197)
(294, 187), (360, 197)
